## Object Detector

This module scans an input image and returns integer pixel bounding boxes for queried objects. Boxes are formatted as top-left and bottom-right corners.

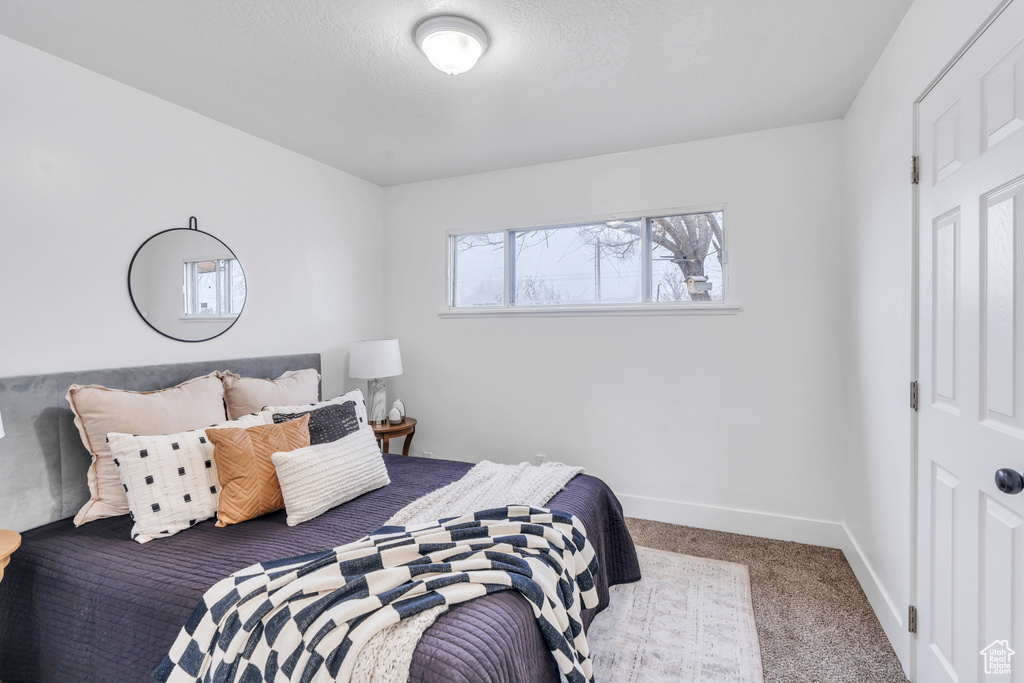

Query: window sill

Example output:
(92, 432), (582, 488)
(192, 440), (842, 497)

(439, 304), (741, 318)
(178, 315), (239, 323)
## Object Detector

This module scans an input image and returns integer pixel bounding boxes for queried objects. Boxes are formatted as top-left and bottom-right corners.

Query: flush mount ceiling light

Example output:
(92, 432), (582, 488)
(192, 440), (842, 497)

(415, 15), (489, 75)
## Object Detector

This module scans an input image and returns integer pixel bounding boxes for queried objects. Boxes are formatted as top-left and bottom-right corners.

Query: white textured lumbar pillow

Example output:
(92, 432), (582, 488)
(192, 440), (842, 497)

(271, 425), (390, 526)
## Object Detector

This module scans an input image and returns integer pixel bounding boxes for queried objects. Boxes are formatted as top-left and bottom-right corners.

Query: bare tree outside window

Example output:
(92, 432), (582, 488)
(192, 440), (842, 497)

(649, 212), (724, 302)
(447, 209), (725, 309)
(451, 233), (504, 307)
(512, 222), (642, 306)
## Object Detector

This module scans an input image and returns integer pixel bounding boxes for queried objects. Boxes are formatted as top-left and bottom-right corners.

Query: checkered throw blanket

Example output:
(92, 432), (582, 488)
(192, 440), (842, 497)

(153, 506), (600, 683)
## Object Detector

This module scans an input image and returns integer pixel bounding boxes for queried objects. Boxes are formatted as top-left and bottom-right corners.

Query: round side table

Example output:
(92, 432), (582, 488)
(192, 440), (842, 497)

(371, 417), (417, 456)
(0, 529), (21, 584)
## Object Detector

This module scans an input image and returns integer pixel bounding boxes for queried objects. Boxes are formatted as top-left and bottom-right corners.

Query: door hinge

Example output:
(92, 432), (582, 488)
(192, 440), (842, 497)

(912, 156), (920, 185)
(910, 381), (920, 411)
(908, 605), (918, 633)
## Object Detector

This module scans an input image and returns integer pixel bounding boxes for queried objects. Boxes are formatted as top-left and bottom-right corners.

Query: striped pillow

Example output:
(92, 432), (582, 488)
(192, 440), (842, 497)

(272, 426), (390, 526)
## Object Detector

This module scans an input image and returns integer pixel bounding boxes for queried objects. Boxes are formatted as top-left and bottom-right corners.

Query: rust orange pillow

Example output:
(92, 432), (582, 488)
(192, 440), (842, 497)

(207, 414), (310, 526)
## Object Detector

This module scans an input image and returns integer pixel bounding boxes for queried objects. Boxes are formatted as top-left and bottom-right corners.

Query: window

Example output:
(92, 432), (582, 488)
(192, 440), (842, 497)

(450, 233), (505, 307)
(513, 221), (643, 306)
(447, 209), (726, 311)
(649, 211), (724, 303)
(183, 258), (245, 317)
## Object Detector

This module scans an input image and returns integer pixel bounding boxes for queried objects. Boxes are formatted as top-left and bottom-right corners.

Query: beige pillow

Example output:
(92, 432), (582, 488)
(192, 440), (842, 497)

(220, 368), (321, 420)
(66, 373), (228, 526)
(207, 414), (311, 526)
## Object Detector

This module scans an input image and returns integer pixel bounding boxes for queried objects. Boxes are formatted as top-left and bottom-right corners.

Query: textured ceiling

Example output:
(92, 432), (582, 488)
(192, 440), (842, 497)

(0, 0), (912, 186)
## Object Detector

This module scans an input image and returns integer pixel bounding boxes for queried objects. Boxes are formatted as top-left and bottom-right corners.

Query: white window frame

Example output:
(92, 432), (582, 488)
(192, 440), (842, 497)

(448, 229), (511, 310)
(442, 204), (739, 317)
(182, 256), (243, 320)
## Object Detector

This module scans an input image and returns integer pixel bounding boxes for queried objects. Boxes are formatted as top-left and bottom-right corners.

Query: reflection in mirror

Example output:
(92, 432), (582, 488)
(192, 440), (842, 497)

(129, 225), (246, 342)
(184, 258), (245, 317)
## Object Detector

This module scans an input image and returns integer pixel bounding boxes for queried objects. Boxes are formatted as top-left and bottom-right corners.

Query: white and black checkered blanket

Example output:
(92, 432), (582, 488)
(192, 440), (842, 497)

(153, 506), (600, 683)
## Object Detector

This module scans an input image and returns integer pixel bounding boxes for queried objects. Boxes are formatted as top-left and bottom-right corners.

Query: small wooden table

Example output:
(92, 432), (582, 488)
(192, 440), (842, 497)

(0, 530), (21, 584)
(372, 417), (417, 456)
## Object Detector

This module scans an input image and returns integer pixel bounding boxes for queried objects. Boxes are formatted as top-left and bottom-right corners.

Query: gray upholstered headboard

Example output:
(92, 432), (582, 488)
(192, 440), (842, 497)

(0, 353), (321, 533)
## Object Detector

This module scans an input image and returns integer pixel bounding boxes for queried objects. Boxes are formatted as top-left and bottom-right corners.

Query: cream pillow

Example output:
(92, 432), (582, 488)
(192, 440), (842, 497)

(66, 373), (228, 526)
(272, 426), (390, 526)
(109, 411), (273, 543)
(220, 369), (321, 420)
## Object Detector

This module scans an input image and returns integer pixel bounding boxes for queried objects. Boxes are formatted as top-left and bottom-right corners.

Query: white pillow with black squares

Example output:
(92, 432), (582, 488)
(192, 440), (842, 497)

(108, 411), (273, 543)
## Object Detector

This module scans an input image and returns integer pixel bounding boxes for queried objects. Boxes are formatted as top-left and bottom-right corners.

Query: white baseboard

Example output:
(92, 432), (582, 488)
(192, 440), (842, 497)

(618, 493), (911, 675)
(618, 493), (848, 547)
(839, 525), (911, 673)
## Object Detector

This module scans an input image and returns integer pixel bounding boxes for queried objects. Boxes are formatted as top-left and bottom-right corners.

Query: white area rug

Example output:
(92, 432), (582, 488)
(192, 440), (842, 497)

(588, 546), (765, 683)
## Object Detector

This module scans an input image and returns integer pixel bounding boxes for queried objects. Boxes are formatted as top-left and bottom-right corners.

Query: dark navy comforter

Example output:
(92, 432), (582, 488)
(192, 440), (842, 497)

(0, 454), (640, 682)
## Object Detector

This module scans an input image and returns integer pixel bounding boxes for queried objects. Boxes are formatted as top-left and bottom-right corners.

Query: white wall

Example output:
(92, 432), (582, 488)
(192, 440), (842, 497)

(0, 36), (384, 397)
(841, 0), (1006, 671)
(383, 121), (849, 534)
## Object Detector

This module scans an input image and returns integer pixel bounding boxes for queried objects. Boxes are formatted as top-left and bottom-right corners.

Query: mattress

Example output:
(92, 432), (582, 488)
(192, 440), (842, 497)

(0, 454), (640, 682)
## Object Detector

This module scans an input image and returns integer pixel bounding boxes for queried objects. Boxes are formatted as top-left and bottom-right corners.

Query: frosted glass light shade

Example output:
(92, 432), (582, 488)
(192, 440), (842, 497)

(415, 16), (488, 75)
(349, 339), (403, 379)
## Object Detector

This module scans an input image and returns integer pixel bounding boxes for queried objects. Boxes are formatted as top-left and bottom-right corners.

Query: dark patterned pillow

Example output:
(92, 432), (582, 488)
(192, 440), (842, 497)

(273, 401), (360, 445)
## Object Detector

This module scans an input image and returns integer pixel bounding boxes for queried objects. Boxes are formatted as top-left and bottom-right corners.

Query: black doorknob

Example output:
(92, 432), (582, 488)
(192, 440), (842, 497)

(995, 468), (1024, 495)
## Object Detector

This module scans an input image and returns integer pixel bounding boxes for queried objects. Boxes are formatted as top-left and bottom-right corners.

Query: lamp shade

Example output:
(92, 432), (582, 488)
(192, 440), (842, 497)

(349, 339), (403, 379)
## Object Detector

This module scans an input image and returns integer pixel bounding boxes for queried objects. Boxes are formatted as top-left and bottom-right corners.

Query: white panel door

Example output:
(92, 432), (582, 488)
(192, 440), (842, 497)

(918, 2), (1024, 682)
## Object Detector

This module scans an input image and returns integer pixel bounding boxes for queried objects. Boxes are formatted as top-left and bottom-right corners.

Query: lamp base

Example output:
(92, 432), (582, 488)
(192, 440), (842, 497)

(367, 378), (387, 423)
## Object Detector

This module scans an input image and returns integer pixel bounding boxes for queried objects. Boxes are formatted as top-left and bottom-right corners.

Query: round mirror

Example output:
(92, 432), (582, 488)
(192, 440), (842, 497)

(128, 226), (246, 342)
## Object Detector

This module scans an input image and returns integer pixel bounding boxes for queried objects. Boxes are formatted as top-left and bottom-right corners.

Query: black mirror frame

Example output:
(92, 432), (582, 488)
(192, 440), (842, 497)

(127, 221), (246, 343)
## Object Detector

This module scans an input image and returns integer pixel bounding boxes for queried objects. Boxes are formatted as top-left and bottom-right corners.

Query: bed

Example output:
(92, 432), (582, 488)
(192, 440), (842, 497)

(0, 354), (640, 682)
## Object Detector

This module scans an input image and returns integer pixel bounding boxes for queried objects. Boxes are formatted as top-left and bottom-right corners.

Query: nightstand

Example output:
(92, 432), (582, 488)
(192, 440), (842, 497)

(0, 530), (20, 584)
(371, 417), (417, 456)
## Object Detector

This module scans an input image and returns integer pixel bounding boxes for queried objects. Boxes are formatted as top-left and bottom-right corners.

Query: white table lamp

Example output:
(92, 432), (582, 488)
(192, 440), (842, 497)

(349, 339), (403, 423)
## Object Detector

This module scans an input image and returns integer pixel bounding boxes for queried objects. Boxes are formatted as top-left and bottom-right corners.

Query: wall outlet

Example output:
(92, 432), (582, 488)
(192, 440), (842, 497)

(535, 453), (546, 465)
(421, 451), (434, 459)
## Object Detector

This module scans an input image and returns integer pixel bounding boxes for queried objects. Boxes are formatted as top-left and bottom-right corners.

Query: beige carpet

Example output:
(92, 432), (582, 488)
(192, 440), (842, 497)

(589, 546), (764, 683)
(625, 518), (909, 683)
